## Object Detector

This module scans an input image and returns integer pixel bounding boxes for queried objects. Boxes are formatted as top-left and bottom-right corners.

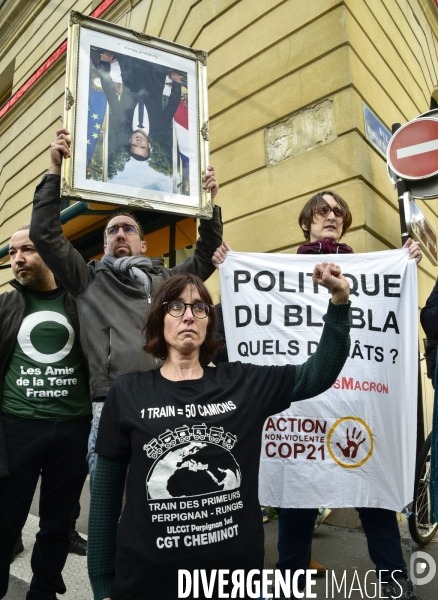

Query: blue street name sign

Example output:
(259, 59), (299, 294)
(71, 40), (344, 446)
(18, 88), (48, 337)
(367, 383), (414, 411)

(362, 103), (391, 158)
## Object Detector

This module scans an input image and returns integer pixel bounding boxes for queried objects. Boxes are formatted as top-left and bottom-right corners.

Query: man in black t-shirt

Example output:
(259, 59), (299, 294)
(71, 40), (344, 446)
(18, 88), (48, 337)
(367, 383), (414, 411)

(0, 228), (91, 600)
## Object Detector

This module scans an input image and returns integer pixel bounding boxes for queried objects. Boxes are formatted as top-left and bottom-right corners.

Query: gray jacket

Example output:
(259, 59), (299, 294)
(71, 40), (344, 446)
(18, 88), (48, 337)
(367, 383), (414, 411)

(30, 175), (223, 400)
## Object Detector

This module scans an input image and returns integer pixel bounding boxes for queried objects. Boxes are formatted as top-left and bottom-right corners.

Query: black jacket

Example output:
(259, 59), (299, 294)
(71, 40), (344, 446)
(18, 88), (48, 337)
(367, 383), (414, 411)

(420, 280), (438, 387)
(0, 281), (82, 477)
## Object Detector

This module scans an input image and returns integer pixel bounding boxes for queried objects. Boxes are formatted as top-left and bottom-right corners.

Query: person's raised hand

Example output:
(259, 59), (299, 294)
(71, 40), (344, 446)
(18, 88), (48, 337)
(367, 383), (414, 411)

(212, 242), (232, 269)
(312, 261), (350, 305)
(48, 128), (71, 175)
(403, 237), (422, 264)
(203, 166), (218, 206)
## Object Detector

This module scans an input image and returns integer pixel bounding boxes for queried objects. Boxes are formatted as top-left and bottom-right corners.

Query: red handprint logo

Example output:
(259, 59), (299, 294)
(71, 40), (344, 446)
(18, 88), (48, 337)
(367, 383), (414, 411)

(336, 427), (366, 459)
(327, 417), (373, 468)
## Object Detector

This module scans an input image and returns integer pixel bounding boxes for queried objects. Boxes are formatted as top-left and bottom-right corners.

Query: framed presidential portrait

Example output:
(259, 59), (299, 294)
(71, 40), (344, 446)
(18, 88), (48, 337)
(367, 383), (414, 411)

(62, 11), (212, 218)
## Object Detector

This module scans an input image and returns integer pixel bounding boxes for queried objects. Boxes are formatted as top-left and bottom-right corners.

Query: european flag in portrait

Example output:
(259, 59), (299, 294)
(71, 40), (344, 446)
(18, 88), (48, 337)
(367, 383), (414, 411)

(87, 72), (107, 165)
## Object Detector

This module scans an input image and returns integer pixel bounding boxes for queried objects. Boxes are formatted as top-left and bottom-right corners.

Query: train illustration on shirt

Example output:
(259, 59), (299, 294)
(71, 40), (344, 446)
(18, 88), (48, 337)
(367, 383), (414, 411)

(143, 424), (237, 459)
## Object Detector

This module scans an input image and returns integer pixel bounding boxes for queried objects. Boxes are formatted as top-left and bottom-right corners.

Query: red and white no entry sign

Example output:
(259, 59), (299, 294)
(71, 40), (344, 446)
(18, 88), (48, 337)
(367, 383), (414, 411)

(387, 117), (438, 180)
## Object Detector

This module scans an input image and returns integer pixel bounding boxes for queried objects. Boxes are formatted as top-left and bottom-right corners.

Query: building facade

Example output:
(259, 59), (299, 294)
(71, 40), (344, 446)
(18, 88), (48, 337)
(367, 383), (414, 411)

(1, 0), (438, 427)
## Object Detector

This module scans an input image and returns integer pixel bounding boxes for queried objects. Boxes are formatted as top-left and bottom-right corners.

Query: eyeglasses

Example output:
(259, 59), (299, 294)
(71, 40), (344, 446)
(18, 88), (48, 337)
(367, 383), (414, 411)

(162, 301), (213, 319)
(105, 224), (139, 236)
(315, 204), (344, 219)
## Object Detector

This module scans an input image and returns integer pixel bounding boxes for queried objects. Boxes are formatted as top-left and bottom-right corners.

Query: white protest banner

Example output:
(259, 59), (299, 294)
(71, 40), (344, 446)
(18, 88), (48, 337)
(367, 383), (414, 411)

(219, 250), (418, 511)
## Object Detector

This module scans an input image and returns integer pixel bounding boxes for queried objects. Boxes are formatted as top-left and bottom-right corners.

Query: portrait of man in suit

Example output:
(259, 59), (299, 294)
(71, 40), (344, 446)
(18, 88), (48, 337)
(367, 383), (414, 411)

(91, 49), (184, 158)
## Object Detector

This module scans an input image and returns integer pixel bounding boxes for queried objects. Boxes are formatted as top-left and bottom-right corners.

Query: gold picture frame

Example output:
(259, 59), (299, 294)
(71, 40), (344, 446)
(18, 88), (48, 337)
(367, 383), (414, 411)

(63, 11), (212, 218)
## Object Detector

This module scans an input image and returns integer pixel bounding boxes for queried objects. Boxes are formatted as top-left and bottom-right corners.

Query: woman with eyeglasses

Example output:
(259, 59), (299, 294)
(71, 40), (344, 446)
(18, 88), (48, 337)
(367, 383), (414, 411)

(87, 271), (351, 600)
(296, 190), (353, 254)
(273, 190), (422, 600)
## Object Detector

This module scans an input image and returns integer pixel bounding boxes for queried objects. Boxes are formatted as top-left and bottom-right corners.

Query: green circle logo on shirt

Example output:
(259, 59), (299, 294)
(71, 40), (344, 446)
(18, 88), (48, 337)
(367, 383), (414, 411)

(17, 311), (74, 364)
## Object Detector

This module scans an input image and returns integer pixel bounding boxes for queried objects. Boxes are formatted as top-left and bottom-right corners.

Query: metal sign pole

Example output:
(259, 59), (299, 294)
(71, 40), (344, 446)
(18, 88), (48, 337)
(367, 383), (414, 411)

(397, 178), (410, 246)
(392, 123), (410, 246)
(391, 121), (425, 455)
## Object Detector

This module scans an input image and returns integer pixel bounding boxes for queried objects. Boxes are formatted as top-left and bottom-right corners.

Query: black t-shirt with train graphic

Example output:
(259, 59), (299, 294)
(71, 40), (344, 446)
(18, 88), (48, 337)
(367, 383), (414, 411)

(92, 301), (351, 599)
(96, 363), (296, 597)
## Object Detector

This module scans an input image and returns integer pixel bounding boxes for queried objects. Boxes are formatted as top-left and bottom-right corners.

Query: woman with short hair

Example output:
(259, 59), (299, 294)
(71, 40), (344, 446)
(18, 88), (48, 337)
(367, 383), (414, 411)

(87, 270), (350, 600)
(275, 190), (422, 600)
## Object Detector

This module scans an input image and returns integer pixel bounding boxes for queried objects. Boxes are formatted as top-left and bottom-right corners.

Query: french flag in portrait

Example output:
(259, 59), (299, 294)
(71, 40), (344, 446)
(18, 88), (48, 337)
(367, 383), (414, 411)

(174, 98), (189, 192)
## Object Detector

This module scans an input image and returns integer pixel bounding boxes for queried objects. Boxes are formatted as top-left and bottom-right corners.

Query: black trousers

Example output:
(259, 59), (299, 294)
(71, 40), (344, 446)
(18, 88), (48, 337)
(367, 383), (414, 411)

(0, 413), (90, 600)
(276, 507), (407, 588)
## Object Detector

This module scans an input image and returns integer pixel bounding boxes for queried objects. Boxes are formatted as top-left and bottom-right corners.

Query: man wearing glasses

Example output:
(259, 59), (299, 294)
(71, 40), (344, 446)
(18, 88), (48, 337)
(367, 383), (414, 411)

(30, 129), (222, 487)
